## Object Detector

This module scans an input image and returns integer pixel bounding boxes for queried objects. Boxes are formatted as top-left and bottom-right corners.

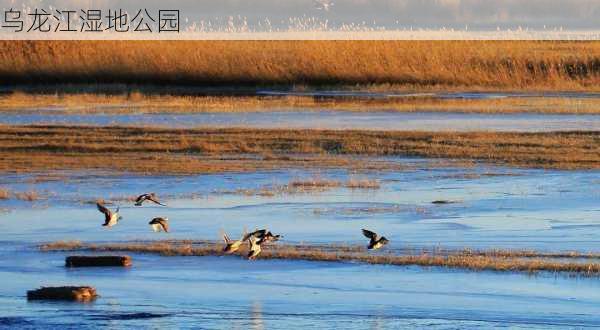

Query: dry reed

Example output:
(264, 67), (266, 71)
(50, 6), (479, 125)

(14, 190), (39, 201)
(0, 188), (9, 199)
(1, 41), (599, 90)
(2, 92), (600, 114)
(0, 125), (598, 174)
(39, 240), (600, 276)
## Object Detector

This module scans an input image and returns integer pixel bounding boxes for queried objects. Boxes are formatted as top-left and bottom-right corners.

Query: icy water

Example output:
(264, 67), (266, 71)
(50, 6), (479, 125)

(2, 111), (600, 132)
(1, 158), (600, 328)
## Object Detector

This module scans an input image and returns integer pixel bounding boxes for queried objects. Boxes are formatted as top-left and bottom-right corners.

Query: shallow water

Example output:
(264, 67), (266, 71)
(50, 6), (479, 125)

(2, 111), (600, 132)
(2, 248), (600, 329)
(1, 158), (599, 328)
(256, 90), (600, 100)
(1, 158), (598, 250)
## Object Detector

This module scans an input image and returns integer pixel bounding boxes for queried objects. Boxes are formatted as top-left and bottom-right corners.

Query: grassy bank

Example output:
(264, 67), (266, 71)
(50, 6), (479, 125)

(1, 41), (599, 90)
(2, 91), (600, 114)
(0, 125), (598, 173)
(39, 240), (600, 276)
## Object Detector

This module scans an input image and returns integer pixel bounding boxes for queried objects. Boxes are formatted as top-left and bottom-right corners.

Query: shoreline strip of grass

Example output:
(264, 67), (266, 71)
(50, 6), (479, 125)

(2, 92), (600, 114)
(39, 240), (600, 276)
(0, 125), (598, 173)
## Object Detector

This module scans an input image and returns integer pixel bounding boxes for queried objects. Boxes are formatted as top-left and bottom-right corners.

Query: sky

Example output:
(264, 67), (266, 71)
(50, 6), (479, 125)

(1, 0), (599, 31)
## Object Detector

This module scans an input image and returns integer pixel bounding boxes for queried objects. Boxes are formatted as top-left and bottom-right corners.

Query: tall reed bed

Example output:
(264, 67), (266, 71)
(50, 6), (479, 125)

(1, 41), (598, 90)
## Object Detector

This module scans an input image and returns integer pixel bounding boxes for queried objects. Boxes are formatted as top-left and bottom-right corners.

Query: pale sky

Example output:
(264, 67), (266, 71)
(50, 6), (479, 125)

(2, 0), (599, 30)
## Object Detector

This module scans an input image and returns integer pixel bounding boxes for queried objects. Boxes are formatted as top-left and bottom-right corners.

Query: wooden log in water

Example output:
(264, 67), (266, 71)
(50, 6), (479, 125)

(27, 286), (98, 301)
(65, 255), (132, 267)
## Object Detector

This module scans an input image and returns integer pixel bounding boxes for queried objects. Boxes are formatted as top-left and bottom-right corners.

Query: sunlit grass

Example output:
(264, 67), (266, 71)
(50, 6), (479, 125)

(0, 125), (597, 174)
(39, 240), (600, 276)
(1, 41), (598, 91)
(2, 92), (600, 114)
(0, 188), (9, 199)
(14, 190), (39, 202)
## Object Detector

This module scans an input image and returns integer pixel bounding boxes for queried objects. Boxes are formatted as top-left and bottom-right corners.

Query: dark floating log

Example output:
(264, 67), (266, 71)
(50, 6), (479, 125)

(27, 286), (98, 301)
(431, 200), (459, 205)
(65, 255), (132, 267)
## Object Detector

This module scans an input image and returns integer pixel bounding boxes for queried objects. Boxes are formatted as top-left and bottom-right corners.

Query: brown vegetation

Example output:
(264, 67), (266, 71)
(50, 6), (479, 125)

(0, 125), (597, 174)
(2, 92), (600, 114)
(216, 177), (380, 197)
(39, 240), (600, 276)
(14, 190), (39, 201)
(1, 41), (599, 90)
(0, 188), (9, 199)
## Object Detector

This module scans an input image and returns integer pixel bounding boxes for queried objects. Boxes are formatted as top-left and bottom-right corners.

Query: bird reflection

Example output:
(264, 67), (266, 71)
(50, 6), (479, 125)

(250, 301), (264, 330)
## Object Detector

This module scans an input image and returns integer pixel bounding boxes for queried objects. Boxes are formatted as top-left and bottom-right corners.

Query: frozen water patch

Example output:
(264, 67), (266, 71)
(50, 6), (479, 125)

(1, 111), (600, 131)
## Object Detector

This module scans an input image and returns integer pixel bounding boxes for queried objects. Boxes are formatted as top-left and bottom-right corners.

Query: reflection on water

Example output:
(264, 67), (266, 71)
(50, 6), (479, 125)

(251, 301), (264, 330)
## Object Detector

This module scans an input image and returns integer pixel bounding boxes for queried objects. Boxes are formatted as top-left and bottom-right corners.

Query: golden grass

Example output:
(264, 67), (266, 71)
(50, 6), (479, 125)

(216, 176), (380, 197)
(0, 125), (598, 174)
(345, 178), (381, 189)
(2, 92), (600, 114)
(39, 240), (600, 276)
(1, 41), (599, 91)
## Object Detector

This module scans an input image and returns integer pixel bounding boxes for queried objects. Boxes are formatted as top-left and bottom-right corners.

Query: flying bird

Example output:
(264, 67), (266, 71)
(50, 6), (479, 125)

(97, 202), (122, 227)
(247, 235), (262, 260)
(222, 230), (247, 254)
(362, 229), (389, 250)
(260, 231), (283, 245)
(243, 229), (268, 242)
(244, 229), (282, 245)
(134, 193), (167, 207)
(149, 217), (169, 232)
(314, 0), (334, 11)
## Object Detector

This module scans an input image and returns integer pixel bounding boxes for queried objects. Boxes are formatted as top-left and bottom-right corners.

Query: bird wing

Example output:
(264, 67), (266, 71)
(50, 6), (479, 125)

(253, 229), (267, 238)
(362, 229), (378, 240)
(160, 221), (169, 232)
(243, 229), (266, 241)
(149, 196), (166, 206)
(135, 194), (148, 203)
(97, 203), (112, 223)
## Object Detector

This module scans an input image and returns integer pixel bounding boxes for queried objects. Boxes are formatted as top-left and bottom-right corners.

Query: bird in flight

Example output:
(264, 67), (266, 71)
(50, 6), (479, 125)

(222, 229), (247, 254)
(247, 235), (262, 260)
(362, 229), (389, 250)
(134, 193), (167, 207)
(314, 0), (334, 11)
(149, 217), (169, 232)
(244, 229), (282, 245)
(97, 202), (122, 227)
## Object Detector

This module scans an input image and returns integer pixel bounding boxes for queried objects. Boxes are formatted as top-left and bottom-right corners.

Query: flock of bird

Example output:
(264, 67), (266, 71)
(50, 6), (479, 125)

(95, 192), (389, 260)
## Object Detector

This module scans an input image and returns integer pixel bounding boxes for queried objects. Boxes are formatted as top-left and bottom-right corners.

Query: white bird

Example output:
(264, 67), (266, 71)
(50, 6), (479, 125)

(97, 203), (122, 227)
(247, 236), (262, 260)
(314, 0), (334, 11)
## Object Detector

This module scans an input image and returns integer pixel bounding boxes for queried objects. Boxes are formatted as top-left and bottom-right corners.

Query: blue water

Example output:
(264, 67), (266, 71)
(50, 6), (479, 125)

(1, 158), (599, 328)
